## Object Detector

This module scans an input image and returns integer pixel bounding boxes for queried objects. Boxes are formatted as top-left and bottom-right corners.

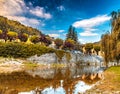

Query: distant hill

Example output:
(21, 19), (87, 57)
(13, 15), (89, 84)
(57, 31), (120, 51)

(0, 16), (42, 35)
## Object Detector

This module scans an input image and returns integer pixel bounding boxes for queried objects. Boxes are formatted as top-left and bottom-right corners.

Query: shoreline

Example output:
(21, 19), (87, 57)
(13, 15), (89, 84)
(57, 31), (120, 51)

(86, 66), (120, 94)
(0, 57), (120, 93)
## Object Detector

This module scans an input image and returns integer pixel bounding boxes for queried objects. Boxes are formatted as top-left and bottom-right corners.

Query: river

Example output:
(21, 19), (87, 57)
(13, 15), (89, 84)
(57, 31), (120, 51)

(0, 65), (104, 94)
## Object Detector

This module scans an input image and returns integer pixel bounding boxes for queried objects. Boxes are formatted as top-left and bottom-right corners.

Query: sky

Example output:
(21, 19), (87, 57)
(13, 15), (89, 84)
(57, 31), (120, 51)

(0, 0), (120, 43)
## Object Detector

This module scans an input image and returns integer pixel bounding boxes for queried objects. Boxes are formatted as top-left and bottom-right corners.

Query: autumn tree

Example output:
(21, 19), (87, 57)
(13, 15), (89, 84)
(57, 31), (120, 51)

(93, 44), (100, 55)
(30, 35), (40, 44)
(63, 39), (75, 50)
(7, 31), (18, 42)
(0, 16), (8, 41)
(0, 30), (3, 39)
(85, 43), (93, 54)
(101, 32), (111, 66)
(54, 38), (63, 49)
(116, 42), (120, 63)
(40, 35), (52, 46)
(18, 33), (28, 42)
(100, 9), (120, 66)
(0, 16), (41, 36)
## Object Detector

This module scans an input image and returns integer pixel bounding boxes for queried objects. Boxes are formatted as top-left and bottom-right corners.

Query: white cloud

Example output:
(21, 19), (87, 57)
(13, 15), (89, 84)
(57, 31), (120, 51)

(78, 38), (86, 44)
(29, 6), (52, 19)
(80, 31), (98, 36)
(73, 15), (111, 36)
(6, 16), (45, 27)
(48, 34), (60, 38)
(0, 0), (26, 16)
(58, 30), (65, 33)
(57, 5), (65, 11)
(73, 15), (110, 28)
(0, 0), (51, 27)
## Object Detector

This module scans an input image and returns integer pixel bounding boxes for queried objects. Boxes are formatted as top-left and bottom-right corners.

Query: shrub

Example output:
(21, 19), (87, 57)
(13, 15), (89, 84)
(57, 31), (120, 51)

(55, 50), (65, 62)
(7, 31), (18, 41)
(18, 33), (28, 42)
(54, 38), (63, 49)
(55, 50), (71, 63)
(30, 35), (40, 44)
(0, 42), (55, 58)
(63, 39), (75, 50)
(0, 30), (3, 39)
(39, 35), (52, 46)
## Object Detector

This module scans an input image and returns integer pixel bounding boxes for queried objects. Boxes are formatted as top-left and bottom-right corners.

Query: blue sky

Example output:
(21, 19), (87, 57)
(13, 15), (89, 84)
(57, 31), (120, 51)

(0, 0), (120, 43)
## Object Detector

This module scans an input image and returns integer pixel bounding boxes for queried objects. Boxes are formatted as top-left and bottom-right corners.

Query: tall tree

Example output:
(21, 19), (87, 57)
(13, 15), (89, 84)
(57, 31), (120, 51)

(66, 25), (78, 42)
(101, 32), (111, 66)
(101, 9), (120, 66)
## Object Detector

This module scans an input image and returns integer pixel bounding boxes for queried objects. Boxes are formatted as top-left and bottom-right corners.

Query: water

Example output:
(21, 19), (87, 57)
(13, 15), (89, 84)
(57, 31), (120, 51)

(0, 65), (104, 94)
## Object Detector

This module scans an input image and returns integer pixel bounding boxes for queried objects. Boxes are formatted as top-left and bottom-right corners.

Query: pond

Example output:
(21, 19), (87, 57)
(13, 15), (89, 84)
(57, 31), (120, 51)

(0, 65), (104, 94)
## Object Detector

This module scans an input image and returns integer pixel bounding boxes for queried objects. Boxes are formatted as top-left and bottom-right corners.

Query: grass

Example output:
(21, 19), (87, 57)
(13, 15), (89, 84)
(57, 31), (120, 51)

(51, 63), (66, 68)
(23, 62), (38, 69)
(95, 66), (120, 91)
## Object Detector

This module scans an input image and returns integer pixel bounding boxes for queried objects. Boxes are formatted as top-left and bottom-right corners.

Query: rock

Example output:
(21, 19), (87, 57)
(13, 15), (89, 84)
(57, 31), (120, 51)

(27, 52), (104, 65)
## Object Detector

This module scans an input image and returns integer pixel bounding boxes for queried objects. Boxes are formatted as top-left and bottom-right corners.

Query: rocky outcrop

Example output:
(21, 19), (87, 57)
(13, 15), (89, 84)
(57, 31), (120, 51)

(27, 52), (104, 66)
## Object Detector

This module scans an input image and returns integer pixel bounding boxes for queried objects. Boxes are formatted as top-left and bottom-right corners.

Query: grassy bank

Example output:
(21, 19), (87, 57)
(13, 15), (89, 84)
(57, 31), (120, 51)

(101, 66), (120, 91)
(87, 66), (120, 93)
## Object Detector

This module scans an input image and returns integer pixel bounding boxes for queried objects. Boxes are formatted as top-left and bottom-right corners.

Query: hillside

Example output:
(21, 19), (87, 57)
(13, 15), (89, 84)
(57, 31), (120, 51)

(0, 16), (42, 35)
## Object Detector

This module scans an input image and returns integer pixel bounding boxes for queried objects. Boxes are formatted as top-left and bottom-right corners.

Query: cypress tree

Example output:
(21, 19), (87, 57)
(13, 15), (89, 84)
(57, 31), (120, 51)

(66, 25), (78, 42)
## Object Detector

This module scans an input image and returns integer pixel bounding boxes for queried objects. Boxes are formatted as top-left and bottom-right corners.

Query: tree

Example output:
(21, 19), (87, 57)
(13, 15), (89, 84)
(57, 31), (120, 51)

(0, 30), (3, 39)
(101, 32), (111, 67)
(18, 33), (28, 42)
(93, 44), (101, 55)
(30, 35), (40, 44)
(7, 31), (18, 41)
(39, 35), (52, 46)
(0, 17), (8, 41)
(85, 43), (93, 54)
(116, 42), (120, 64)
(63, 39), (75, 50)
(54, 38), (63, 49)
(66, 25), (78, 42)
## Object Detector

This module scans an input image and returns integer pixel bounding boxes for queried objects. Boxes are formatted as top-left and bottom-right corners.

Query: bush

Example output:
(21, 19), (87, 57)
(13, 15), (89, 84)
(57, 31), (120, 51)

(54, 38), (63, 49)
(55, 50), (71, 63)
(18, 33), (28, 42)
(63, 39), (75, 50)
(30, 35), (40, 44)
(0, 42), (55, 58)
(7, 31), (18, 41)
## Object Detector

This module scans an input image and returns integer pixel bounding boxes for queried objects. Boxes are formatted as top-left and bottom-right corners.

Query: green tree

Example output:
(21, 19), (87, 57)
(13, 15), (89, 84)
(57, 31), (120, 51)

(66, 25), (78, 42)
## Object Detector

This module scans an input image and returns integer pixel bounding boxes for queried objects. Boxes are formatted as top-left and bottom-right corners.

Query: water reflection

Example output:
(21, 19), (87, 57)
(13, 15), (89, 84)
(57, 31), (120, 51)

(0, 65), (104, 94)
